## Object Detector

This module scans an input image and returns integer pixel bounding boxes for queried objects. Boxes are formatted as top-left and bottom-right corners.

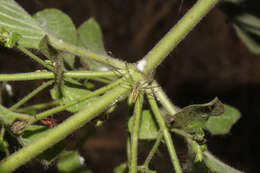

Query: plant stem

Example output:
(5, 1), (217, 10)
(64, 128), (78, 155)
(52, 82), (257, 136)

(130, 93), (144, 173)
(143, 131), (163, 170)
(9, 80), (54, 111)
(146, 89), (182, 173)
(152, 81), (178, 115)
(142, 0), (219, 74)
(0, 83), (130, 173)
(31, 78), (124, 123)
(16, 101), (58, 113)
(0, 71), (120, 81)
(18, 46), (54, 71)
(49, 36), (126, 69)
(0, 105), (32, 121)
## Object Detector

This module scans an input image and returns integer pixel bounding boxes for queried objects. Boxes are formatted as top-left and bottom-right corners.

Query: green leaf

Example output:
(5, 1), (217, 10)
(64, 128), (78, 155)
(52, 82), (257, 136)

(33, 9), (77, 68)
(128, 110), (159, 140)
(57, 150), (91, 173)
(0, 0), (45, 48)
(50, 81), (97, 113)
(172, 98), (224, 133)
(205, 104), (241, 135)
(114, 163), (127, 173)
(78, 18), (110, 71)
(203, 151), (244, 173)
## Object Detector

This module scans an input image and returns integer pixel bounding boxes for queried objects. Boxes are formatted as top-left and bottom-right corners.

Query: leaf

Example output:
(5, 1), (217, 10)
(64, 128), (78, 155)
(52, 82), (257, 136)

(0, 0), (45, 48)
(50, 81), (97, 113)
(78, 18), (111, 71)
(114, 163), (127, 173)
(203, 151), (244, 173)
(172, 98), (224, 133)
(128, 110), (159, 140)
(57, 150), (91, 173)
(205, 104), (241, 135)
(33, 9), (77, 68)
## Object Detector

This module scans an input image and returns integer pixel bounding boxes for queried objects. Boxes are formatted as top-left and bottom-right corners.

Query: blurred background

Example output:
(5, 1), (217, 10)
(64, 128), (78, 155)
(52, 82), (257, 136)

(0, 0), (259, 172)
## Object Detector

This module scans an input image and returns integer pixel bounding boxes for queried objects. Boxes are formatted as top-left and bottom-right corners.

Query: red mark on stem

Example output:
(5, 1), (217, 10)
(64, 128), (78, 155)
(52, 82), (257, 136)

(41, 117), (57, 128)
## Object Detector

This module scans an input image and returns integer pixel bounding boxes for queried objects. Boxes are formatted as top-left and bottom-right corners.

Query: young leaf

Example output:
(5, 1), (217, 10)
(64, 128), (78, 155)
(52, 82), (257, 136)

(128, 110), (159, 140)
(203, 151), (244, 173)
(0, 0), (45, 48)
(50, 81), (97, 113)
(57, 150), (91, 173)
(33, 9), (77, 68)
(205, 104), (241, 135)
(78, 18), (111, 71)
(171, 98), (224, 133)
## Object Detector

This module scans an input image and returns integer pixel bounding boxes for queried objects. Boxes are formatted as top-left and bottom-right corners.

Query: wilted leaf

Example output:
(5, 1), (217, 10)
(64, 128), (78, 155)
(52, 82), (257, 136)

(0, 0), (45, 48)
(57, 150), (91, 173)
(203, 151), (244, 173)
(172, 98), (224, 133)
(33, 9), (77, 68)
(128, 110), (159, 140)
(205, 104), (241, 135)
(78, 18), (110, 71)
(50, 81), (96, 113)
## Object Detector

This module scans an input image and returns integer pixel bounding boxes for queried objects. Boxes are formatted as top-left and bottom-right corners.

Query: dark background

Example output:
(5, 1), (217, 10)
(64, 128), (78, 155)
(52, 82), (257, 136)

(0, 0), (259, 172)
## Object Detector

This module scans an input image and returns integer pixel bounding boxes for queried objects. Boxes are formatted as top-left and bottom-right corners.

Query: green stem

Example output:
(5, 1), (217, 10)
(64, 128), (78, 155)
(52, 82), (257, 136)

(0, 83), (130, 173)
(143, 131), (163, 170)
(0, 71), (120, 81)
(9, 80), (54, 111)
(152, 81), (178, 115)
(146, 89), (182, 173)
(127, 136), (131, 169)
(171, 128), (193, 140)
(130, 93), (144, 173)
(0, 105), (32, 121)
(142, 0), (219, 74)
(49, 36), (126, 69)
(16, 101), (59, 113)
(31, 78), (124, 123)
(17, 46), (54, 71)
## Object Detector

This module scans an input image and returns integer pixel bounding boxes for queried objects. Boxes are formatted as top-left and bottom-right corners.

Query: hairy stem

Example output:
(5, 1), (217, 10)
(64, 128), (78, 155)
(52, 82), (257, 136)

(142, 0), (219, 74)
(0, 71), (120, 81)
(0, 83), (130, 173)
(31, 78), (124, 123)
(49, 36), (126, 69)
(18, 46), (54, 71)
(130, 93), (144, 173)
(146, 89), (182, 173)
